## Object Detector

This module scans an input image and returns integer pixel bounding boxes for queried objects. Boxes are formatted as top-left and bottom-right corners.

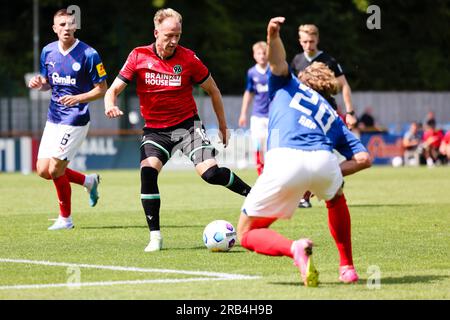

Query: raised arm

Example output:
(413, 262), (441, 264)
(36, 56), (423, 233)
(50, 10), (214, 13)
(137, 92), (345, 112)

(267, 17), (289, 77)
(104, 77), (127, 118)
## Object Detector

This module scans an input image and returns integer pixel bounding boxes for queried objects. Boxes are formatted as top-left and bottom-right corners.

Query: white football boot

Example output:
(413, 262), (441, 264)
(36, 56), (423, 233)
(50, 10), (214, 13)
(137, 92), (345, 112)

(144, 232), (163, 252)
(48, 216), (74, 231)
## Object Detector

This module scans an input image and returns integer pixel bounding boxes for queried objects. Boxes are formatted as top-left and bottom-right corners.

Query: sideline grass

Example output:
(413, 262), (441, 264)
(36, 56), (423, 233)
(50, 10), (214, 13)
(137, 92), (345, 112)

(0, 167), (449, 299)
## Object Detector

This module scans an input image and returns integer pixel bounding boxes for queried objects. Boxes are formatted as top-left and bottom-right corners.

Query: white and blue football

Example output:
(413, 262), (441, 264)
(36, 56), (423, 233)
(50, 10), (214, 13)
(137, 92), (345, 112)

(202, 220), (237, 252)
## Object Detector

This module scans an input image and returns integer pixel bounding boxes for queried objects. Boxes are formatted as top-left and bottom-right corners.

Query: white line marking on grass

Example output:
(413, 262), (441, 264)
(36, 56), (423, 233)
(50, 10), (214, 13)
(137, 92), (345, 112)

(0, 278), (247, 290)
(0, 258), (261, 290)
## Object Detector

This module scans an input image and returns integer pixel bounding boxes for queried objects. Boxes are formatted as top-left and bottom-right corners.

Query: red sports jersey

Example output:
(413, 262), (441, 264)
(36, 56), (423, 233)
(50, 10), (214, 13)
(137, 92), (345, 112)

(119, 44), (210, 128)
(423, 129), (444, 148)
(443, 131), (450, 144)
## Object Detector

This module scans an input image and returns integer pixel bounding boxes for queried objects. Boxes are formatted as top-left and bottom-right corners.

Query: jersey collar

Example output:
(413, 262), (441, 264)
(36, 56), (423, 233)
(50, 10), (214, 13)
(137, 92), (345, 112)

(58, 39), (80, 56)
(255, 64), (269, 74)
(304, 50), (323, 62)
(152, 43), (176, 60)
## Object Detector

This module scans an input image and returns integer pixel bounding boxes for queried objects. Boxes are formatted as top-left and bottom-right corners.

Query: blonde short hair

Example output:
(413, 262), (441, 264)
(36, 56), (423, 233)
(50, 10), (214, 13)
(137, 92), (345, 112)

(298, 24), (319, 37)
(298, 62), (340, 96)
(54, 9), (73, 19)
(153, 8), (182, 29)
(252, 41), (267, 53)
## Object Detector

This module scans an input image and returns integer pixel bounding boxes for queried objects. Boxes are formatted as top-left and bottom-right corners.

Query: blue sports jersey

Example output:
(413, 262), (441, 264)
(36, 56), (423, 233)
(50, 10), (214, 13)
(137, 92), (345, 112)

(40, 40), (107, 126)
(245, 65), (270, 117)
(267, 71), (366, 159)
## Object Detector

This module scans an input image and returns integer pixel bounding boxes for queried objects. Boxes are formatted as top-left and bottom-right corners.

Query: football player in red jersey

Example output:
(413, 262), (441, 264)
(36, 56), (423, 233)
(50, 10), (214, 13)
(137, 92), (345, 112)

(104, 8), (251, 252)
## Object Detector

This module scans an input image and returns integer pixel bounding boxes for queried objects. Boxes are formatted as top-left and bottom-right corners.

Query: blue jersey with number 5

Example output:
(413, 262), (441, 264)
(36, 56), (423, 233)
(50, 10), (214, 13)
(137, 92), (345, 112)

(267, 71), (366, 159)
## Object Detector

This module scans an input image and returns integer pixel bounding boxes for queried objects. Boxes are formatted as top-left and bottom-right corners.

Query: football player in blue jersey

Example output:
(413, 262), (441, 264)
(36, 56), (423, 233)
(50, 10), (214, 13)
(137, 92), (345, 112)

(298, 61), (371, 177)
(28, 9), (108, 230)
(237, 17), (369, 286)
(239, 41), (270, 175)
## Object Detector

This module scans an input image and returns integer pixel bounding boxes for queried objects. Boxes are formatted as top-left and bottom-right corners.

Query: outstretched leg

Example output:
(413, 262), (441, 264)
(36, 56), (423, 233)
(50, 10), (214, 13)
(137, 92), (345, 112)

(197, 159), (251, 197)
(237, 215), (286, 256)
(237, 213), (318, 287)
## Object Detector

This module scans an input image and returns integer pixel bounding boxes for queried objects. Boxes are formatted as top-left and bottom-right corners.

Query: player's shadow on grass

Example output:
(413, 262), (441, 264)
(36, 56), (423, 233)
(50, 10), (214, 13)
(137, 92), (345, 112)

(379, 274), (448, 284)
(348, 204), (421, 208)
(169, 246), (245, 253)
(80, 224), (203, 230)
(164, 225), (204, 229)
(270, 275), (448, 287)
(80, 225), (148, 230)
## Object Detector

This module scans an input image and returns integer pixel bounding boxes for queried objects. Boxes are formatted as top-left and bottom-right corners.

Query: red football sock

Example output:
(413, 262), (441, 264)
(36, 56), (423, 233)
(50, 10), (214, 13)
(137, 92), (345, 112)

(241, 228), (293, 258)
(302, 190), (312, 201)
(53, 175), (72, 218)
(255, 151), (264, 176)
(65, 168), (86, 186)
(326, 194), (353, 266)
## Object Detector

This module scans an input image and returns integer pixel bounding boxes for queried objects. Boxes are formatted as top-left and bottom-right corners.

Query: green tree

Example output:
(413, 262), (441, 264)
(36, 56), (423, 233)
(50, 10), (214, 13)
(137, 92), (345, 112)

(1, 0), (449, 96)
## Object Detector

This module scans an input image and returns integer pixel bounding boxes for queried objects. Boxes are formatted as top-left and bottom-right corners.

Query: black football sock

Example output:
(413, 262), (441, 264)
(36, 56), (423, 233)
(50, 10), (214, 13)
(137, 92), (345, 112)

(201, 165), (251, 197)
(141, 167), (161, 231)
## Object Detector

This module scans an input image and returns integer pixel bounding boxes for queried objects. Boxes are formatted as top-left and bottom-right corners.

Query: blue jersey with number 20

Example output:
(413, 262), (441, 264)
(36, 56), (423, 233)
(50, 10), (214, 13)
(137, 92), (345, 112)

(267, 72), (366, 160)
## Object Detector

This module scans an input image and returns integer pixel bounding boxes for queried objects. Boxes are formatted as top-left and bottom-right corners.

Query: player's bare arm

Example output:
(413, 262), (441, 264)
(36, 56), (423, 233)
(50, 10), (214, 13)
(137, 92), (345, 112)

(239, 91), (254, 127)
(59, 80), (108, 107)
(104, 77), (127, 118)
(267, 17), (289, 77)
(28, 75), (51, 91)
(340, 151), (372, 176)
(337, 75), (357, 128)
(200, 75), (229, 147)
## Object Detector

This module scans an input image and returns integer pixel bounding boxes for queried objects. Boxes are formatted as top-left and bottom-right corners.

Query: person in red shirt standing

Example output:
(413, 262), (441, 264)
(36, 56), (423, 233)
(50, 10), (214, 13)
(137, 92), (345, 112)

(422, 119), (444, 167)
(104, 8), (251, 252)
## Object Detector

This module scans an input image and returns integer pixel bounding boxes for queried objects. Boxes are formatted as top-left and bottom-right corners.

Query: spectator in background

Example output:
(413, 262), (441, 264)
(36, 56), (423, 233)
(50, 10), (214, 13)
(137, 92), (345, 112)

(239, 41), (270, 176)
(402, 122), (422, 166)
(423, 111), (436, 127)
(422, 119), (444, 167)
(439, 130), (450, 165)
(358, 106), (380, 132)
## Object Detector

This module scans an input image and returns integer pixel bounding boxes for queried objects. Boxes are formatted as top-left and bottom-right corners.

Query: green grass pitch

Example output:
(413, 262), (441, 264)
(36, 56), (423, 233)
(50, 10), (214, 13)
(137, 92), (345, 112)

(0, 166), (449, 299)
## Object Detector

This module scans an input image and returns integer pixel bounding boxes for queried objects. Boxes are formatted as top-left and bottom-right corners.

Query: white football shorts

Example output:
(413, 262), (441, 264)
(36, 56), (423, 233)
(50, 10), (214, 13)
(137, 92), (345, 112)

(250, 115), (269, 151)
(242, 148), (343, 219)
(38, 121), (90, 162)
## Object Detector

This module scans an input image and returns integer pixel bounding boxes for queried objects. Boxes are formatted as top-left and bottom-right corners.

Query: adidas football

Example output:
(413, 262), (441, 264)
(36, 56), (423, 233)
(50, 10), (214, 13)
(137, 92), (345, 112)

(202, 220), (237, 252)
